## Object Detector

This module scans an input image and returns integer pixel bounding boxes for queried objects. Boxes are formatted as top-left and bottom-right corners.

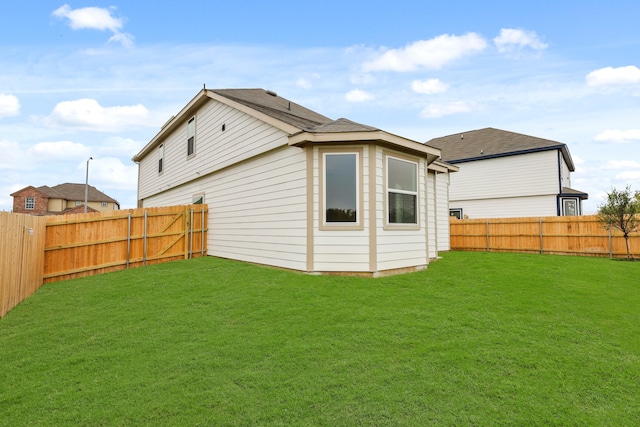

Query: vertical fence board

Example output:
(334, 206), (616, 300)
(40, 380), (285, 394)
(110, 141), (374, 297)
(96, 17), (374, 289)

(450, 215), (640, 258)
(1, 212), (47, 318)
(43, 205), (208, 283)
(1, 205), (208, 318)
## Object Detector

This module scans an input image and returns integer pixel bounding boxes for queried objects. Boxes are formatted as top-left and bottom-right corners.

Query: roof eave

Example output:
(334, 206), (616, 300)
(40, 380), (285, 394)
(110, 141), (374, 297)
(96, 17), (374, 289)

(289, 130), (441, 163)
(132, 89), (210, 162)
(445, 145), (571, 166)
(132, 89), (305, 163)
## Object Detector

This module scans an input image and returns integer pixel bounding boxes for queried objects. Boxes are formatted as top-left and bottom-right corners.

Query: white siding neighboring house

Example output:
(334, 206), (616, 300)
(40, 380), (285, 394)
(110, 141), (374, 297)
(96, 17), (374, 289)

(427, 128), (588, 219)
(133, 88), (458, 276)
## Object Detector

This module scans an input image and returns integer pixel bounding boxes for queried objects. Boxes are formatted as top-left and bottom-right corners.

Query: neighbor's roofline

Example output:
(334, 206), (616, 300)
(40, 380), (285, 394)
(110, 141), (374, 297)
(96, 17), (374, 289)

(444, 145), (575, 171)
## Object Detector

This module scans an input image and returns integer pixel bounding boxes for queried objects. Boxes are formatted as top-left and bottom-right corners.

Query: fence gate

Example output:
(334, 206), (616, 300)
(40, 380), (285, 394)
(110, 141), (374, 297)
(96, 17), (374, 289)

(43, 205), (208, 283)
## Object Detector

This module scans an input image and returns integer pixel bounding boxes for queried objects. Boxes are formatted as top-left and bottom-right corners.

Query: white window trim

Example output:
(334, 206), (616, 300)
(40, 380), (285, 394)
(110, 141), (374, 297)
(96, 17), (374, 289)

(384, 153), (420, 229)
(25, 197), (35, 210)
(319, 148), (364, 231)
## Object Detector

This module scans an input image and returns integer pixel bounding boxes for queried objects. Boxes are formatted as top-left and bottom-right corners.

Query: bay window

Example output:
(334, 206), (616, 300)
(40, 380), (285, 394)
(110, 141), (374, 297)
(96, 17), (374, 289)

(387, 155), (418, 225)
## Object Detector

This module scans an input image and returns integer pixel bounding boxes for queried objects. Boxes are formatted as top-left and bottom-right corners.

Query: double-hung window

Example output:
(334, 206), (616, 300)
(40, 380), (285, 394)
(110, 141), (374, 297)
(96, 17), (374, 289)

(323, 151), (360, 226)
(187, 117), (196, 157)
(387, 155), (418, 225)
(25, 197), (35, 210)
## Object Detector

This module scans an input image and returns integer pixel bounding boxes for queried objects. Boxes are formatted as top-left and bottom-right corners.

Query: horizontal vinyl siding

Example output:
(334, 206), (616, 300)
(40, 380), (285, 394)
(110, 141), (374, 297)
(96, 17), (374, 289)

(146, 146), (308, 271)
(210, 147), (307, 270)
(426, 171), (438, 259)
(138, 98), (289, 201)
(450, 195), (558, 219)
(435, 172), (451, 251)
(313, 145), (371, 272)
(376, 148), (428, 272)
(449, 150), (559, 202)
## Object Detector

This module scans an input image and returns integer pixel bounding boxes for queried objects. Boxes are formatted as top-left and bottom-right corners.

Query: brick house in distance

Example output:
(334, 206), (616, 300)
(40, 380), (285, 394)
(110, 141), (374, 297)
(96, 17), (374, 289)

(11, 183), (120, 215)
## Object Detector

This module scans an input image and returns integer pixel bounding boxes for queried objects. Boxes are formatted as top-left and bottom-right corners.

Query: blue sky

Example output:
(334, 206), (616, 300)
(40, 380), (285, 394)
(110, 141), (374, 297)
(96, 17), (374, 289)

(1, 1), (639, 213)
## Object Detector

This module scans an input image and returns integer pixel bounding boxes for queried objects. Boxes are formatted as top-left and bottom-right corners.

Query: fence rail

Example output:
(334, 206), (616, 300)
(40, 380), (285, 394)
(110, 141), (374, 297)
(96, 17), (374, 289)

(450, 215), (639, 258)
(1, 205), (207, 318)
(43, 205), (208, 283)
(1, 212), (47, 318)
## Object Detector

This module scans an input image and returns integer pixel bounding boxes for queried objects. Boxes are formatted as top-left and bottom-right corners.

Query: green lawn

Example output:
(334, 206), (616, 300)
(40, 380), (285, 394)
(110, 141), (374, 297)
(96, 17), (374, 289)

(1, 252), (638, 426)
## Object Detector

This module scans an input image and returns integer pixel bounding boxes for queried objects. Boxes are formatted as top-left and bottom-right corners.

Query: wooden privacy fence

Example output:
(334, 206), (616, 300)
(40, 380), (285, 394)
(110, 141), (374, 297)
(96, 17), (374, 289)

(1, 212), (48, 318)
(43, 205), (208, 283)
(450, 215), (640, 258)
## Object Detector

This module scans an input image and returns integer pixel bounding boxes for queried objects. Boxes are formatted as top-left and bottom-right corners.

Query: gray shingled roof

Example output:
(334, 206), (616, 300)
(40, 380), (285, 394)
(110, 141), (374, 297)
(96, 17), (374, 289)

(427, 127), (575, 171)
(211, 89), (333, 131)
(39, 183), (119, 204)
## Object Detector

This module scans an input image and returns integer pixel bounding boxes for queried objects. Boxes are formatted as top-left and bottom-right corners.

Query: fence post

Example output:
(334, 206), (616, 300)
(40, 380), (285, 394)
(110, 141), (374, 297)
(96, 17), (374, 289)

(126, 213), (131, 269)
(143, 210), (148, 266)
(189, 208), (194, 259)
(609, 228), (613, 259)
(539, 218), (544, 254)
(486, 220), (490, 252)
(201, 208), (205, 256)
(184, 206), (190, 260)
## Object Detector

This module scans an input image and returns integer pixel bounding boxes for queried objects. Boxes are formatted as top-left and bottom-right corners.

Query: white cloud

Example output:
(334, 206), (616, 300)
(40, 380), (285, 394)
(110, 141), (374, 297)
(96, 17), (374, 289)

(0, 94), (20, 118)
(586, 66), (640, 87)
(96, 136), (145, 158)
(601, 160), (640, 170)
(346, 89), (375, 103)
(108, 32), (135, 49)
(350, 73), (376, 85)
(82, 157), (138, 190)
(615, 170), (640, 180)
(494, 28), (548, 53)
(52, 4), (133, 47)
(419, 101), (476, 118)
(411, 79), (449, 94)
(594, 129), (640, 143)
(28, 141), (92, 161)
(0, 140), (23, 169)
(363, 33), (487, 72)
(45, 98), (150, 132)
(296, 78), (312, 89)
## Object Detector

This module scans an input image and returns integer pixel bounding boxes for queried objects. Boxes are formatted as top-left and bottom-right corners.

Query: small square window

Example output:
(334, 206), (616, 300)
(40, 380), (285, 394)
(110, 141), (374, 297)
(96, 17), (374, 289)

(101, 202), (108, 207)
(450, 208), (463, 219)
(193, 194), (204, 205)
(76, 201), (82, 206)
(25, 197), (35, 210)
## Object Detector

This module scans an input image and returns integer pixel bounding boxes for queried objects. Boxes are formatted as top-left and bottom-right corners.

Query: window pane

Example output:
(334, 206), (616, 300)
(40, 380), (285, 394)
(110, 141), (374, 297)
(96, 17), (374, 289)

(187, 118), (195, 156)
(388, 157), (416, 191)
(389, 192), (416, 224)
(325, 153), (357, 223)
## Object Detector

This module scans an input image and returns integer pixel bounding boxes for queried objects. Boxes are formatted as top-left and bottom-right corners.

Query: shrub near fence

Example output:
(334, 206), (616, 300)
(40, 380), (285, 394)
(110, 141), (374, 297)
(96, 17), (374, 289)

(1, 212), (47, 318)
(450, 215), (640, 258)
(44, 205), (208, 283)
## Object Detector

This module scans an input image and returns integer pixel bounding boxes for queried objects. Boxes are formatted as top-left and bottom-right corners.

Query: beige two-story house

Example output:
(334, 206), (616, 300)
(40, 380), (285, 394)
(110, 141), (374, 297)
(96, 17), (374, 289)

(11, 183), (120, 215)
